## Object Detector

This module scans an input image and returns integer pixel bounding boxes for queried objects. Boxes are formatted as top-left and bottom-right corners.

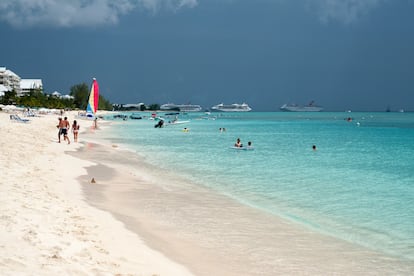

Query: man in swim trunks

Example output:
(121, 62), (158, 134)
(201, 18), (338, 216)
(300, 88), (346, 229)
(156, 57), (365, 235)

(57, 117), (64, 143)
(61, 116), (71, 144)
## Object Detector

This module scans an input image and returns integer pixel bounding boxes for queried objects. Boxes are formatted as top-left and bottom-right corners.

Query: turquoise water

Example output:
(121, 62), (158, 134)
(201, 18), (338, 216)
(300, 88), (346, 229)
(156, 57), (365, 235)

(102, 112), (414, 260)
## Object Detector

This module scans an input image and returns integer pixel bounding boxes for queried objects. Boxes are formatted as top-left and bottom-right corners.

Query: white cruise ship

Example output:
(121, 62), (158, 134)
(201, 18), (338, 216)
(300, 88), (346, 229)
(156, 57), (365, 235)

(280, 101), (323, 112)
(211, 103), (252, 112)
(160, 103), (202, 112)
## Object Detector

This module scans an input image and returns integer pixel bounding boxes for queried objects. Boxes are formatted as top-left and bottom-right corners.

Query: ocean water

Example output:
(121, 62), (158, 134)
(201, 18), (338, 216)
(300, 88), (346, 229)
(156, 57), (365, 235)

(101, 111), (414, 260)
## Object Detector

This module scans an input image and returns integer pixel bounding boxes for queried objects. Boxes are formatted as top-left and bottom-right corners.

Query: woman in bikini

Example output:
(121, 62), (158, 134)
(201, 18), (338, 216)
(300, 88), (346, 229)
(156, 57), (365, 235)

(72, 120), (80, 142)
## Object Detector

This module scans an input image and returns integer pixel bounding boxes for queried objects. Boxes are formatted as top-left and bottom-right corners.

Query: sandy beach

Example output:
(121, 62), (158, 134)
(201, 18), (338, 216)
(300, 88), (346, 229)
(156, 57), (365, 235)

(0, 111), (192, 275)
(1, 110), (414, 275)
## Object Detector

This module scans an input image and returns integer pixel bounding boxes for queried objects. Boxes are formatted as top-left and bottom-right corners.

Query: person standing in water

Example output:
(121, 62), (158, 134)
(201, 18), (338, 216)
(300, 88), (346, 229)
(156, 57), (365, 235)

(234, 138), (242, 147)
(93, 117), (98, 129)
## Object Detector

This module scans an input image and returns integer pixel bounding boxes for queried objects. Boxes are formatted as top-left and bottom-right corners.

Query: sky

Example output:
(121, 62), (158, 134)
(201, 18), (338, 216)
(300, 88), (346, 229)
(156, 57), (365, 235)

(1, 0), (413, 111)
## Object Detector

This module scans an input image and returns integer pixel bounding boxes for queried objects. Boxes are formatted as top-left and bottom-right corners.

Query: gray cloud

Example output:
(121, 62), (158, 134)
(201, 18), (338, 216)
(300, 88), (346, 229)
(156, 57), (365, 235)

(0, 0), (198, 28)
(306, 0), (387, 24)
(0, 0), (387, 29)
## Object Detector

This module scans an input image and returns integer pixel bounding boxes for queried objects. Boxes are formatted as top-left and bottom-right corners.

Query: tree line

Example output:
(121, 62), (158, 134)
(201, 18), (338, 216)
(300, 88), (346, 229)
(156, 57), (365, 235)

(0, 82), (113, 110)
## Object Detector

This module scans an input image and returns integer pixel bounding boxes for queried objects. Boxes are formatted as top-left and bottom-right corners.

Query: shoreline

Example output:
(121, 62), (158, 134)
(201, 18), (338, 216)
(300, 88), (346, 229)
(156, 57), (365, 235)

(0, 111), (193, 275)
(2, 110), (413, 275)
(71, 119), (414, 275)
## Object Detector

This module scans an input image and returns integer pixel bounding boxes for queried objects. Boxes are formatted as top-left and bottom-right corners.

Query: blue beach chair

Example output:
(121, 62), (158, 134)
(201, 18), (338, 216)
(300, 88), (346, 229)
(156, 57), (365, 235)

(10, 114), (30, 123)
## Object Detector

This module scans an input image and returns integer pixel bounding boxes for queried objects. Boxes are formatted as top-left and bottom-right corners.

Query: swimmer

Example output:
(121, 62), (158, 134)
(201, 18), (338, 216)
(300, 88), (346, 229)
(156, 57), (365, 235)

(234, 138), (242, 148)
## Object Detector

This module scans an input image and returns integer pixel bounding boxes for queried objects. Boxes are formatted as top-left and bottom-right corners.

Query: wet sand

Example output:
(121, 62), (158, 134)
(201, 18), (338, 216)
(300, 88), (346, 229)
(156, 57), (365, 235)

(0, 111), (192, 275)
(70, 129), (414, 275)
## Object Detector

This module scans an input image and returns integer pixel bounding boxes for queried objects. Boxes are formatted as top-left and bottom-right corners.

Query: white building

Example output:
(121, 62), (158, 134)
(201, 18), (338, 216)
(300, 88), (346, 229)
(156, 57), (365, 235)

(0, 67), (44, 97)
(0, 84), (8, 97)
(0, 67), (21, 95)
(51, 91), (73, 100)
(20, 79), (43, 96)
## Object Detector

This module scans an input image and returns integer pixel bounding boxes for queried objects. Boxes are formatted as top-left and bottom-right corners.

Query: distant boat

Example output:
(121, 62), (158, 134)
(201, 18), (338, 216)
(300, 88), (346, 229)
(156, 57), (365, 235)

(167, 120), (190, 125)
(129, 113), (142, 120)
(160, 103), (202, 112)
(113, 114), (128, 120)
(211, 103), (252, 112)
(280, 101), (323, 112)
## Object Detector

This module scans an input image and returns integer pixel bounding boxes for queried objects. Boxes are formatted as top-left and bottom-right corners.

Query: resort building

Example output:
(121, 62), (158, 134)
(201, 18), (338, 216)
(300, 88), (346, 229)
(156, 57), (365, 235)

(0, 67), (21, 95)
(51, 91), (73, 100)
(20, 79), (43, 96)
(0, 67), (44, 97)
(0, 84), (8, 97)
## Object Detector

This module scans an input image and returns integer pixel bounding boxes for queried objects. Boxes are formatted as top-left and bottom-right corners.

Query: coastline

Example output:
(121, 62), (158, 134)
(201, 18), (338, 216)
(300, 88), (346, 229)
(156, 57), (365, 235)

(0, 111), (192, 275)
(2, 110), (413, 275)
(71, 117), (414, 275)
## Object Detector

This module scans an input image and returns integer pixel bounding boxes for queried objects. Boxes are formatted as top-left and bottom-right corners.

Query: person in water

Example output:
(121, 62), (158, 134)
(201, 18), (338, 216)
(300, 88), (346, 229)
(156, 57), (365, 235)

(234, 138), (243, 147)
(154, 120), (164, 128)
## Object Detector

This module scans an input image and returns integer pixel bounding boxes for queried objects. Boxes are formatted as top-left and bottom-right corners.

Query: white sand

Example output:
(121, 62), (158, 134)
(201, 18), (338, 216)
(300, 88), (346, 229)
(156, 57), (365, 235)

(2, 110), (413, 276)
(0, 111), (193, 275)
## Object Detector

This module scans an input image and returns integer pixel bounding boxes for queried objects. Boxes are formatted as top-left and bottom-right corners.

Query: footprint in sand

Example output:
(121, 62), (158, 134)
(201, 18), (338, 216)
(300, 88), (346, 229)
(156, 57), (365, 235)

(2, 257), (26, 269)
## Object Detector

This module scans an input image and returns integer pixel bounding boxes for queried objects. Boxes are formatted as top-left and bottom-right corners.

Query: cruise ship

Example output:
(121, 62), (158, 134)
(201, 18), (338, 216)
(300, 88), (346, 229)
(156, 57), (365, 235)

(280, 101), (323, 112)
(211, 103), (252, 112)
(160, 103), (202, 112)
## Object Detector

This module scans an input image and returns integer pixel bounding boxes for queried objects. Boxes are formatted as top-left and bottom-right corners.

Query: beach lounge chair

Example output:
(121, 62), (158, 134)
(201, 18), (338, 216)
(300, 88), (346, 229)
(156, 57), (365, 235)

(23, 110), (38, 117)
(10, 114), (30, 123)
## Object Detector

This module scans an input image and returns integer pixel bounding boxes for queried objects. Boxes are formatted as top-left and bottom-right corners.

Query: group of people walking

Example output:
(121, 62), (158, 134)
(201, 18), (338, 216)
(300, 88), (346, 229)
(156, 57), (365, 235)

(57, 117), (80, 144)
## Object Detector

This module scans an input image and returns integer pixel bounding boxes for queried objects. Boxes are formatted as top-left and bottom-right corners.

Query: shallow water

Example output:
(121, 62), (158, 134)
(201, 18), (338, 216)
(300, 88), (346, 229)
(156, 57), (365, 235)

(101, 111), (414, 260)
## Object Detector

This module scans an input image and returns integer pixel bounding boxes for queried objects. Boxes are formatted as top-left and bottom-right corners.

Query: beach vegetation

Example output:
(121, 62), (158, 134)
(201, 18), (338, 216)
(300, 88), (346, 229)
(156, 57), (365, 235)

(0, 83), (113, 110)
(70, 83), (89, 109)
(0, 88), (75, 109)
(0, 89), (18, 105)
(69, 82), (113, 110)
(147, 104), (160, 110)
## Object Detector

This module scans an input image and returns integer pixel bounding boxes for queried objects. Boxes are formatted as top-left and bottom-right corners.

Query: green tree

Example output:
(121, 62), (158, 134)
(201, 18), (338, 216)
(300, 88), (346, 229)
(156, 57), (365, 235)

(98, 95), (113, 110)
(69, 82), (113, 111)
(70, 83), (89, 109)
(0, 90), (18, 105)
(0, 83), (113, 110)
(17, 89), (44, 107)
(147, 104), (160, 110)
